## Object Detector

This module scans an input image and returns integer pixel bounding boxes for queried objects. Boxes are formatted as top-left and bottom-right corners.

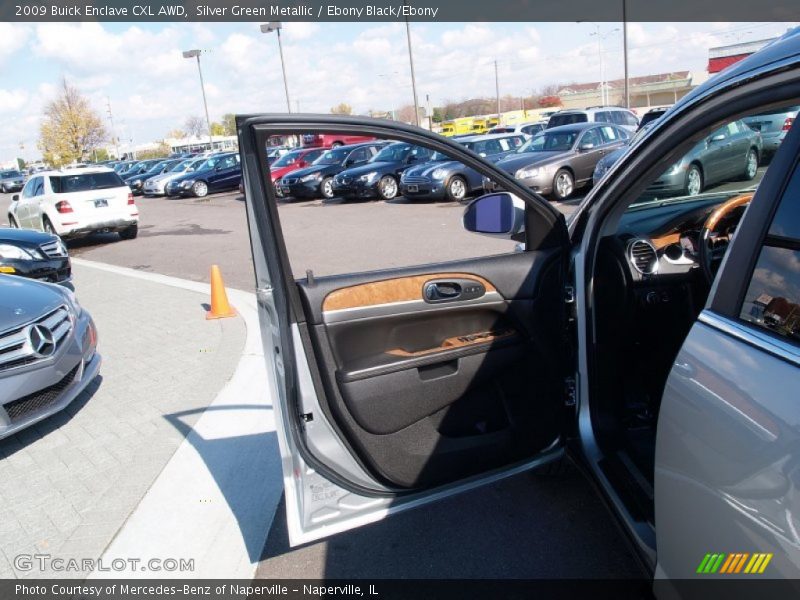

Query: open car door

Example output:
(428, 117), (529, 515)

(238, 115), (571, 545)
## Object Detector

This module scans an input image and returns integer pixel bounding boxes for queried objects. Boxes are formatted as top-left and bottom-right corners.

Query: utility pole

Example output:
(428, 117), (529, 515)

(106, 97), (119, 158)
(404, 9), (420, 127)
(426, 93), (432, 130)
(494, 60), (501, 118)
(622, 1), (630, 108)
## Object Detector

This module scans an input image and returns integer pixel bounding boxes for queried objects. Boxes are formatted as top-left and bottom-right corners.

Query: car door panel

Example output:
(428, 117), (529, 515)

(238, 114), (570, 544)
(295, 250), (565, 489)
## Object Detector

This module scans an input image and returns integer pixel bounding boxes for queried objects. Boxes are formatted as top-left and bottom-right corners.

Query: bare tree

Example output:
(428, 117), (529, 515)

(184, 116), (207, 138)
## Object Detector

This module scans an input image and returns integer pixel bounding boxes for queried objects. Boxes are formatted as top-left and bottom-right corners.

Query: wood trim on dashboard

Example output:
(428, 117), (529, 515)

(386, 328), (517, 357)
(651, 232), (681, 250)
(705, 193), (754, 232)
(322, 272), (498, 312)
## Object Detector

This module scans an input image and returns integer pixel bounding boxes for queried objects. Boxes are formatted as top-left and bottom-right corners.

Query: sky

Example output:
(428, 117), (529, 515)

(0, 20), (795, 160)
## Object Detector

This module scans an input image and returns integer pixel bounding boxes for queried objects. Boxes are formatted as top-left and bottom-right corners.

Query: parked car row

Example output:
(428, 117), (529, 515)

(276, 125), (631, 202)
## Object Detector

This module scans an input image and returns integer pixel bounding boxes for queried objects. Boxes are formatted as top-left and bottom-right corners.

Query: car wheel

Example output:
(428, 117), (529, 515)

(685, 164), (703, 196)
(119, 224), (138, 240)
(552, 169), (574, 201)
(0, 185), (6, 193)
(8, 215), (18, 228)
(446, 176), (468, 202)
(320, 177), (334, 199)
(192, 181), (209, 197)
(377, 175), (398, 200)
(42, 216), (56, 235)
(743, 149), (758, 181)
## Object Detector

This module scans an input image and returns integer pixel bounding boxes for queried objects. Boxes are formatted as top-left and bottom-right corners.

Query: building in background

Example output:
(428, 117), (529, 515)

(557, 71), (707, 112)
(708, 38), (777, 74)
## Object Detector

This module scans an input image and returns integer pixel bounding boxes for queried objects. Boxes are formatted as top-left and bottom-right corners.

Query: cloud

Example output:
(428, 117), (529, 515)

(0, 89), (28, 114)
(0, 24), (28, 65)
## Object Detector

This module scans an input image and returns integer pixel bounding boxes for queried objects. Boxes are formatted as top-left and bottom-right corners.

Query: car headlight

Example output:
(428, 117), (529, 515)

(0, 244), (40, 260)
(665, 163), (683, 175)
(181, 179), (194, 187)
(516, 166), (541, 179)
(431, 168), (447, 180)
(300, 173), (321, 182)
(358, 171), (379, 183)
(62, 287), (83, 317)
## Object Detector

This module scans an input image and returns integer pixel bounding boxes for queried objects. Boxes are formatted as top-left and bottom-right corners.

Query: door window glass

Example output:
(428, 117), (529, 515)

(740, 164), (800, 344)
(21, 178), (35, 198)
(580, 128), (602, 148)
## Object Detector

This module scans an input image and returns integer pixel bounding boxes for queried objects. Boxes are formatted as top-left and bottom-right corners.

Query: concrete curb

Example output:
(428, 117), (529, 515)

(73, 259), (281, 579)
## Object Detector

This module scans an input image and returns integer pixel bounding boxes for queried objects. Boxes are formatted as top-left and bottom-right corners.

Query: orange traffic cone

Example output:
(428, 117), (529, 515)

(206, 265), (237, 320)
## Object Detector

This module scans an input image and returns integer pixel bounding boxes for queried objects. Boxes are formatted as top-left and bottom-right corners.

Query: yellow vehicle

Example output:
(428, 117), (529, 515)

(441, 121), (456, 136)
(470, 118), (489, 134)
(487, 117), (500, 129)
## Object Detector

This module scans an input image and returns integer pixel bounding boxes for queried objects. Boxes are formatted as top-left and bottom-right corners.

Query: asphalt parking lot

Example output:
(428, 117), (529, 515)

(0, 189), (581, 290)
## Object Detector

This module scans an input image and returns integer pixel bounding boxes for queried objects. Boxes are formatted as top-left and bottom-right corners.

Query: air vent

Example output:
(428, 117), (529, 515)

(628, 239), (658, 275)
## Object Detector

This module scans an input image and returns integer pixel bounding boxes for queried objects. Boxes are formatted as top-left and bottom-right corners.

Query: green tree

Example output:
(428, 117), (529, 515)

(210, 122), (226, 136)
(330, 103), (353, 115)
(221, 113), (236, 136)
(38, 79), (106, 167)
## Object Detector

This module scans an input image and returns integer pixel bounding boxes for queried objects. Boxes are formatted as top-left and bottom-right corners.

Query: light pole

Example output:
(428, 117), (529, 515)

(261, 22), (292, 113)
(182, 49), (213, 150)
(589, 25), (620, 106)
(404, 13), (420, 127)
(622, 0), (629, 108)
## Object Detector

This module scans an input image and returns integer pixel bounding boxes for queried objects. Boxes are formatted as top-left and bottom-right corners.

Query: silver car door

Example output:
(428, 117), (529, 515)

(655, 118), (800, 579)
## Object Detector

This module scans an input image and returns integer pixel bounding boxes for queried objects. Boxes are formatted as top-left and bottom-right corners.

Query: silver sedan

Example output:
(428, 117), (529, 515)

(0, 276), (100, 439)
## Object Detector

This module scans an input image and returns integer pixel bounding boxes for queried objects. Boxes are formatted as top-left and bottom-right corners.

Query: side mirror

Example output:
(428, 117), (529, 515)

(343, 159), (353, 167)
(11, 194), (19, 202)
(215, 165), (223, 171)
(462, 192), (526, 240)
(579, 143), (595, 151)
(709, 133), (726, 143)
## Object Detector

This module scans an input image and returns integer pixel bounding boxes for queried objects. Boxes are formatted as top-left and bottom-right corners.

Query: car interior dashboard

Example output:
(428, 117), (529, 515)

(591, 193), (749, 521)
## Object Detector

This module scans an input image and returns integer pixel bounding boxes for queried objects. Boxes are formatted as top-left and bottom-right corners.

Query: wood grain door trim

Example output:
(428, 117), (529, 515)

(386, 328), (517, 357)
(322, 272), (497, 312)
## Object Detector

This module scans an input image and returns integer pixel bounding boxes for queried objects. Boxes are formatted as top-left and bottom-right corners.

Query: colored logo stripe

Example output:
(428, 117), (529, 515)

(698, 552), (773, 574)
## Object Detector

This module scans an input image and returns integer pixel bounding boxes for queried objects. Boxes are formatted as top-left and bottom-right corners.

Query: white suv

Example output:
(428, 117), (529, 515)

(548, 106), (639, 133)
(7, 168), (139, 240)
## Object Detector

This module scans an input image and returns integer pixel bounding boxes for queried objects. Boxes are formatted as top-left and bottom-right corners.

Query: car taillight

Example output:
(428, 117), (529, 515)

(127, 192), (135, 205)
(55, 201), (73, 213)
(783, 117), (794, 131)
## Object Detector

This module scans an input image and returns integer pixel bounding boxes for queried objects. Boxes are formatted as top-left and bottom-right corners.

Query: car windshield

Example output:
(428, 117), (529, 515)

(171, 160), (192, 172)
(371, 144), (412, 162)
(198, 155), (229, 170)
(272, 151), (301, 167)
(0, 170), (21, 178)
(313, 148), (349, 165)
(50, 171), (125, 193)
(625, 114), (775, 210)
(517, 130), (579, 153)
(549, 113), (588, 127)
